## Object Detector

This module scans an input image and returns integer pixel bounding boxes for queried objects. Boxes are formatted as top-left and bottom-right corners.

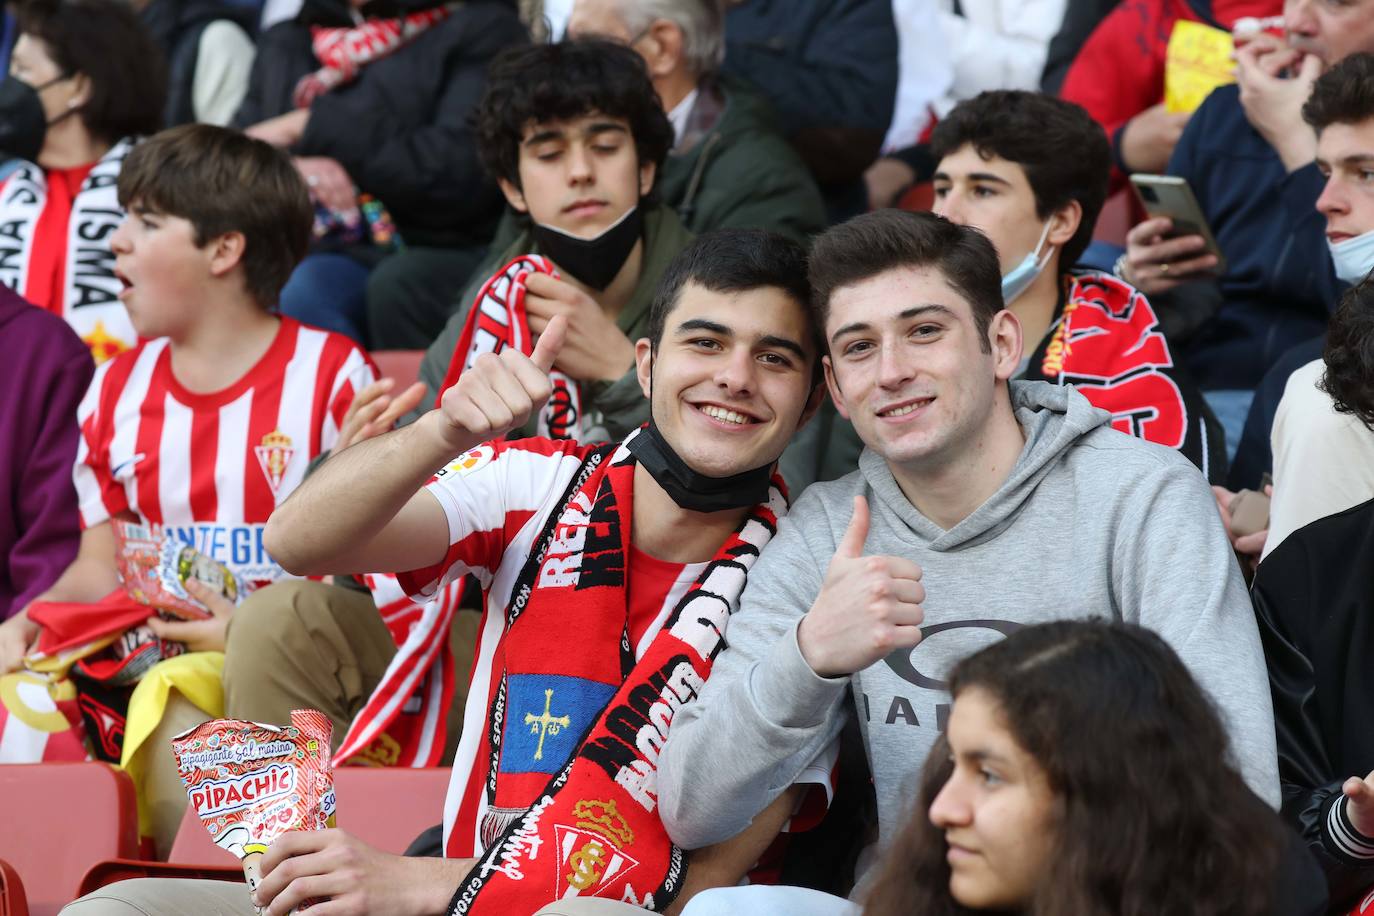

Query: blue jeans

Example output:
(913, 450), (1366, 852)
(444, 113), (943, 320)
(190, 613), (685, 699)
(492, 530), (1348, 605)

(278, 252), (372, 345)
(1202, 388), (1257, 465)
(681, 885), (860, 916)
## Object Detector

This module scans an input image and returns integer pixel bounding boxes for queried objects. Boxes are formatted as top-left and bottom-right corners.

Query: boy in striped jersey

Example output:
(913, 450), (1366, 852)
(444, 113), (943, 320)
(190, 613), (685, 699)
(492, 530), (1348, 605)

(0, 125), (375, 847)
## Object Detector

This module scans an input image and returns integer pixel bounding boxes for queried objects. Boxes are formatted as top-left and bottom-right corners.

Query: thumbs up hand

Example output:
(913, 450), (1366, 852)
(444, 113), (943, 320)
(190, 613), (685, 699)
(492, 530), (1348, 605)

(435, 315), (567, 452)
(797, 495), (925, 678)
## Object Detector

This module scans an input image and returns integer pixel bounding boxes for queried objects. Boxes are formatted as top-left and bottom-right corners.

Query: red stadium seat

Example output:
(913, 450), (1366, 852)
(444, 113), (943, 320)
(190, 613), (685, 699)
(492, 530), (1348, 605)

(1, 859), (29, 916)
(370, 350), (425, 392)
(0, 764), (138, 916)
(78, 766), (451, 897)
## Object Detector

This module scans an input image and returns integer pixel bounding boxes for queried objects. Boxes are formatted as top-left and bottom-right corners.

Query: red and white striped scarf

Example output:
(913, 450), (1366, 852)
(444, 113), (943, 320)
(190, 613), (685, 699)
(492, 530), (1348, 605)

(449, 441), (786, 912)
(336, 256), (587, 768)
(294, 3), (458, 109)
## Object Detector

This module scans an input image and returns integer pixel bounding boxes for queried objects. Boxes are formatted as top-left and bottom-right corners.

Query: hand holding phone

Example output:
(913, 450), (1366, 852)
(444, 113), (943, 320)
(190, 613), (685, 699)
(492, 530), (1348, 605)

(1122, 175), (1226, 294)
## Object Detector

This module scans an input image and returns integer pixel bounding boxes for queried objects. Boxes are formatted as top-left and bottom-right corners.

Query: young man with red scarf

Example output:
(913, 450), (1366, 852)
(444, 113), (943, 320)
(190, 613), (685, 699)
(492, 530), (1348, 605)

(66, 229), (827, 916)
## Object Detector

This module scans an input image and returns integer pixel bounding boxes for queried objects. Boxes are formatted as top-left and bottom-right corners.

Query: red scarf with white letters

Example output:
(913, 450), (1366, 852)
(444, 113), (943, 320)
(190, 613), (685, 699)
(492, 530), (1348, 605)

(447, 432), (785, 913)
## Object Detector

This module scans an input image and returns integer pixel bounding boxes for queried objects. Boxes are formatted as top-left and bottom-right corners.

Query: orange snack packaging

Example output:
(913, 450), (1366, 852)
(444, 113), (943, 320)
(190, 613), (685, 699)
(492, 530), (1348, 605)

(171, 710), (336, 910)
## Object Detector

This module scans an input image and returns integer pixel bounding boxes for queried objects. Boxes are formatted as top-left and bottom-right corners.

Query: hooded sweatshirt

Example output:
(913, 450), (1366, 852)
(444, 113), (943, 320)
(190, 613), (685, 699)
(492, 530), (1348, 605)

(658, 381), (1280, 852)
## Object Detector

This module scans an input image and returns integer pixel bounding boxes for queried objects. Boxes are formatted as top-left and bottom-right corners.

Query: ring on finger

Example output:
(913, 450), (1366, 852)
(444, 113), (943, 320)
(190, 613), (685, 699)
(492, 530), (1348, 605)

(1158, 261), (1171, 276)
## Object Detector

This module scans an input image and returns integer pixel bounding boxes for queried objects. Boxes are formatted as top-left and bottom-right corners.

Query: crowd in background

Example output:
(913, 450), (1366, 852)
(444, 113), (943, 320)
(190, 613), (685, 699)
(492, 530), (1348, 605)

(1, 0), (1374, 912)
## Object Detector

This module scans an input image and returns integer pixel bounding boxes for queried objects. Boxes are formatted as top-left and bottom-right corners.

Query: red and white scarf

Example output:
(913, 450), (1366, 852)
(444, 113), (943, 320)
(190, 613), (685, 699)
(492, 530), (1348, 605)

(437, 255), (584, 440)
(0, 138), (137, 363)
(448, 443), (785, 912)
(336, 257), (587, 768)
(294, 3), (458, 108)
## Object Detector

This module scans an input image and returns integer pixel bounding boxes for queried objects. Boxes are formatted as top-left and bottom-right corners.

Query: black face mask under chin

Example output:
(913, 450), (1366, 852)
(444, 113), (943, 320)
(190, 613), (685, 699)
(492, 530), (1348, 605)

(532, 204), (643, 291)
(625, 421), (774, 513)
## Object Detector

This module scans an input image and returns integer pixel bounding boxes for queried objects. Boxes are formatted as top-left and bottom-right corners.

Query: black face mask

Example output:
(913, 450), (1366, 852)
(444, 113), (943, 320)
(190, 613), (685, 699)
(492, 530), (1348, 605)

(532, 204), (643, 291)
(625, 420), (774, 513)
(0, 76), (54, 164)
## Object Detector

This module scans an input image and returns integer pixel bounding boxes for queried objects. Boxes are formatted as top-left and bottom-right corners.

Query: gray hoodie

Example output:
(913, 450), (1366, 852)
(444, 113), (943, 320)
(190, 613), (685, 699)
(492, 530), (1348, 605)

(658, 381), (1280, 851)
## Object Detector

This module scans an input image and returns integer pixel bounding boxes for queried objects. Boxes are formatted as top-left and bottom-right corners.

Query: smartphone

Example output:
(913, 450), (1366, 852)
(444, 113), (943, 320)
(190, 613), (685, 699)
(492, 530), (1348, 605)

(1129, 174), (1228, 275)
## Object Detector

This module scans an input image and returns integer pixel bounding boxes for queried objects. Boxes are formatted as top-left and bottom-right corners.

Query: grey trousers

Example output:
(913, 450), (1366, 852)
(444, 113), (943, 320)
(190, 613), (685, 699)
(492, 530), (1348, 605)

(62, 878), (257, 915)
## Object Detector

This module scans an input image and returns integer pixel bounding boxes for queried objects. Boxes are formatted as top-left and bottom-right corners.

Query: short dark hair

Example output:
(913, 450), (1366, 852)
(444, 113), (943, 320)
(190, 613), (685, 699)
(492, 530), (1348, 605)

(808, 210), (1004, 353)
(16, 0), (167, 144)
(1303, 52), (1374, 134)
(648, 229), (820, 382)
(475, 39), (674, 192)
(118, 125), (313, 309)
(930, 90), (1110, 271)
(1321, 277), (1374, 429)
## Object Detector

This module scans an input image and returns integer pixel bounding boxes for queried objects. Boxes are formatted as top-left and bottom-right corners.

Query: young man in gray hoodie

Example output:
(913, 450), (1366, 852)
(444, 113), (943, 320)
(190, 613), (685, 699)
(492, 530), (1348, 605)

(656, 210), (1280, 899)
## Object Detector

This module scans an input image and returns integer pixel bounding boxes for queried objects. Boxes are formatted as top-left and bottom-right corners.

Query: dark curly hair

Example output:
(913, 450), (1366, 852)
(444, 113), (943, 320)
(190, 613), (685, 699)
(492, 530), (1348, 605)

(1320, 278), (1374, 429)
(474, 39), (673, 194)
(16, 0), (167, 144)
(864, 620), (1286, 916)
(930, 90), (1110, 272)
(1303, 53), (1374, 133)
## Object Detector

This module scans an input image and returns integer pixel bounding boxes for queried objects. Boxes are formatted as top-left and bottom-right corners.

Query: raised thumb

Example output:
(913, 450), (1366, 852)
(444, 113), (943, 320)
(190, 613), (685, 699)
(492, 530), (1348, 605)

(837, 494), (870, 558)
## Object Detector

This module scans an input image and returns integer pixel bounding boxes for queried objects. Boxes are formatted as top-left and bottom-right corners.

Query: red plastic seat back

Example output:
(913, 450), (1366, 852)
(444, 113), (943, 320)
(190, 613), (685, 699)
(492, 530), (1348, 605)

(0, 764), (137, 916)
(1, 858), (30, 916)
(332, 766), (449, 854)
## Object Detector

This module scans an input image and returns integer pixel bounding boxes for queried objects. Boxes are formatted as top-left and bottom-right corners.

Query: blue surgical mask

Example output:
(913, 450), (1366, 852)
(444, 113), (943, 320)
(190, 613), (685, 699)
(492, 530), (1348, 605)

(1329, 229), (1374, 285)
(1000, 221), (1055, 305)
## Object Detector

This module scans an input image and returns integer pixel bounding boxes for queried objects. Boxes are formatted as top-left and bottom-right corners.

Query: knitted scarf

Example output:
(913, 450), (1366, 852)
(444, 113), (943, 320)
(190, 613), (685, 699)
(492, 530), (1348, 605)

(335, 256), (586, 768)
(294, 3), (458, 108)
(448, 437), (786, 912)
(0, 138), (137, 363)
(437, 255), (583, 440)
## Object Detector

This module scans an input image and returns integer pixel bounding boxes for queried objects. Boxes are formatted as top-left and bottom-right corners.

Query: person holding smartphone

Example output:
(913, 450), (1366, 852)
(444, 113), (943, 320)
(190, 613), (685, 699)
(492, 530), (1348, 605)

(1115, 0), (1374, 454)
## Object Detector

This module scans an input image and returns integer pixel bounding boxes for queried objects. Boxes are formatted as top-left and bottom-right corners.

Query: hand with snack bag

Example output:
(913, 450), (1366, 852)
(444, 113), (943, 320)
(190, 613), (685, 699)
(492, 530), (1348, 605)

(254, 830), (472, 916)
(145, 579), (237, 653)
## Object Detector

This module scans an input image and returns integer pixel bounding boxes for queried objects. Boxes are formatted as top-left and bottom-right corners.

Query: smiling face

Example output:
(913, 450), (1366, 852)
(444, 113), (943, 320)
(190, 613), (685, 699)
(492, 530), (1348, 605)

(928, 687), (1058, 911)
(823, 266), (1021, 472)
(499, 112), (655, 239)
(109, 201), (218, 339)
(1316, 119), (1374, 242)
(1284, 0), (1374, 65)
(637, 280), (819, 477)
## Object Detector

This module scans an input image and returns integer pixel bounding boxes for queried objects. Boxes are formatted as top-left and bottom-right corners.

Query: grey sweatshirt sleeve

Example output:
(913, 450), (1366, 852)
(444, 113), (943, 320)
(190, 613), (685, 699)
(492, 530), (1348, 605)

(1114, 458), (1281, 808)
(658, 492), (852, 849)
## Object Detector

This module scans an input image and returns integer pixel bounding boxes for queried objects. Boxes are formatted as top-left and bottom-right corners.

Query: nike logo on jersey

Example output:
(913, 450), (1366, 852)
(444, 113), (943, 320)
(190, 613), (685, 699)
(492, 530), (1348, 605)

(110, 453), (145, 480)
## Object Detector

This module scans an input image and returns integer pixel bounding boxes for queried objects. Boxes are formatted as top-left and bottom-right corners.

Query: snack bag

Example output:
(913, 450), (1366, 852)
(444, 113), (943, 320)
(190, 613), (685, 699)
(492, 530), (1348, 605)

(113, 520), (248, 621)
(172, 710), (336, 908)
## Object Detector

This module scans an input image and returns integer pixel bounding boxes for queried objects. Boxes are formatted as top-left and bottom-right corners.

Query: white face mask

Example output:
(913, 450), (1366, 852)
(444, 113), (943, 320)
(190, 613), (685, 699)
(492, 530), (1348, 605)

(1000, 221), (1055, 305)
(1329, 229), (1374, 285)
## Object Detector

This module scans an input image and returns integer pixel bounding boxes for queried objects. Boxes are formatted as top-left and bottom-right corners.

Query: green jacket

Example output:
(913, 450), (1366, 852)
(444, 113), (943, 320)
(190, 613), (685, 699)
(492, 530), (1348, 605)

(657, 76), (826, 243)
(409, 204), (694, 440)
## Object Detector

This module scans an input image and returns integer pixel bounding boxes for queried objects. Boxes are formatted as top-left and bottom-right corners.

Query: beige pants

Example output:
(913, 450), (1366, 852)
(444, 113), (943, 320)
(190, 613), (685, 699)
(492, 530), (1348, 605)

(62, 878), (257, 915)
(222, 579), (474, 761)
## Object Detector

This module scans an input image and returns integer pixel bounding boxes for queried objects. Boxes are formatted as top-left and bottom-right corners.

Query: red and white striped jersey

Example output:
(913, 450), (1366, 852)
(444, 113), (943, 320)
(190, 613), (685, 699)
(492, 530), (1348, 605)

(74, 317), (376, 584)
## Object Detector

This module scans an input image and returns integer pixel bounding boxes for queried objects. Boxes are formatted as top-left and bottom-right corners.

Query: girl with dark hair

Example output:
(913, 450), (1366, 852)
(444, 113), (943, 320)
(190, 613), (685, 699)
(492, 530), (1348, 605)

(863, 620), (1324, 916)
(0, 0), (167, 362)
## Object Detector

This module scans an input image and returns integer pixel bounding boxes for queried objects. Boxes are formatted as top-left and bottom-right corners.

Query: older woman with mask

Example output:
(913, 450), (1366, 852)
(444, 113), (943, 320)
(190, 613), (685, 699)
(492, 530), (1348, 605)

(0, 0), (166, 363)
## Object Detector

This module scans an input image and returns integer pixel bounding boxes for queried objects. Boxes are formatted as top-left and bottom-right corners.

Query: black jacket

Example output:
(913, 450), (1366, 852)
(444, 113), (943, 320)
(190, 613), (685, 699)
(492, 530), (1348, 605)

(232, 0), (526, 248)
(1255, 497), (1374, 910)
